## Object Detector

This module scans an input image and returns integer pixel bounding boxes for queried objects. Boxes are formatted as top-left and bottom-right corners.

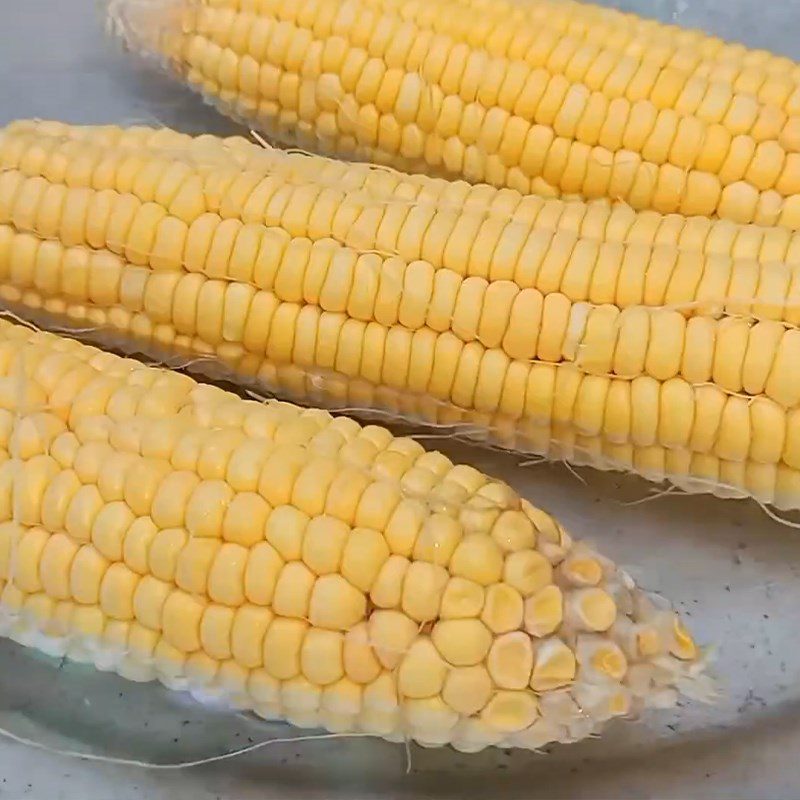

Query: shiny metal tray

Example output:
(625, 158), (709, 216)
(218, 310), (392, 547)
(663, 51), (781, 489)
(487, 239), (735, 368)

(1, 0), (799, 797)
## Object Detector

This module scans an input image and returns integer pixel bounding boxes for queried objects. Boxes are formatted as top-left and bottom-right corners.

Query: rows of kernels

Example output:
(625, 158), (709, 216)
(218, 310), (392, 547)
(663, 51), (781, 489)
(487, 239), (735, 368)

(186, 24), (796, 198)
(4, 261), (798, 474)
(0, 319), (706, 749)
(6, 217), (800, 405)
(5, 196), (800, 331)
(1, 287), (799, 510)
(4, 152), (800, 329)
(186, 0), (800, 95)
(121, 0), (800, 226)
(569, 303), (800, 408)
(354, 0), (800, 104)
(4, 124), (800, 273)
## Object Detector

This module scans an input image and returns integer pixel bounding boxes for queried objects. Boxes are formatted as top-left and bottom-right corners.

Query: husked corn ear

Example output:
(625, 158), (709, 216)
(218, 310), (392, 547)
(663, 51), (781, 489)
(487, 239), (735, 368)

(5, 120), (800, 270)
(109, 0), (800, 228)
(0, 319), (709, 750)
(3, 121), (800, 509)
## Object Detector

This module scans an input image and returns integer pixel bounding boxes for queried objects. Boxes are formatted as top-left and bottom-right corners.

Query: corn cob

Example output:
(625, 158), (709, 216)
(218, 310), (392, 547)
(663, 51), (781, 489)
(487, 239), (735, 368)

(108, 0), (800, 229)
(2, 121), (800, 510)
(0, 318), (708, 751)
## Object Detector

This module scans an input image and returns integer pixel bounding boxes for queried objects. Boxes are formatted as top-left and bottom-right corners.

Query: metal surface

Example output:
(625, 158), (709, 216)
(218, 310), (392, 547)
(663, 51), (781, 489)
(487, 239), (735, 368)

(1, 1), (800, 798)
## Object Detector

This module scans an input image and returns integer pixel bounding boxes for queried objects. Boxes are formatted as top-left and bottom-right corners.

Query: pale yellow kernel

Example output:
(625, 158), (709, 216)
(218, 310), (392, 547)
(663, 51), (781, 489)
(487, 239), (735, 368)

(208, 542), (248, 606)
(69, 544), (110, 604)
(390, 451), (434, 490)
(11, 413), (67, 460)
(370, 554), (410, 609)
(226, 440), (270, 493)
(501, 536), (555, 593)
(71, 605), (105, 641)
(122, 517), (158, 575)
(401, 560), (448, 622)
(530, 637), (576, 691)
(442, 664), (493, 715)
(432, 618), (492, 666)
(15, 456), (59, 526)
(412, 514), (462, 566)
(0, 582), (26, 616)
(147, 527), (189, 582)
(272, 561), (316, 619)
(592, 643), (628, 680)
(291, 457), (340, 517)
(354, 483), (401, 532)
(50, 432), (80, 469)
(150, 471), (201, 529)
(175, 537), (220, 595)
(264, 504), (309, 560)
(569, 588), (618, 632)
(258, 445), (308, 506)
(384, 498), (427, 557)
(91, 501), (135, 562)
(368, 609), (419, 670)
(487, 631), (534, 690)
(439, 576), (484, 620)
(40, 470), (80, 535)
(99, 562), (140, 621)
(481, 690), (539, 733)
(13, 526), (50, 593)
(219, 659), (255, 709)
(308, 573), (366, 631)
(301, 515), (350, 575)
(263, 617), (308, 680)
(200, 604), (234, 661)
(324, 468), (372, 526)
(343, 622), (382, 684)
(231, 604), (272, 669)
(560, 553), (604, 586)
(64, 484), (104, 543)
(123, 458), (171, 518)
(635, 626), (663, 658)
(162, 589), (205, 653)
(449, 533), (504, 585)
(341, 527), (390, 593)
(244, 541), (283, 606)
(524, 585), (564, 638)
(491, 510), (537, 552)
(96, 452), (137, 502)
(39, 532), (79, 600)
(220, 492), (270, 547)
(482, 582), (525, 634)
(185, 479), (234, 538)
(301, 628), (345, 686)
(397, 637), (448, 699)
(578, 637), (628, 681)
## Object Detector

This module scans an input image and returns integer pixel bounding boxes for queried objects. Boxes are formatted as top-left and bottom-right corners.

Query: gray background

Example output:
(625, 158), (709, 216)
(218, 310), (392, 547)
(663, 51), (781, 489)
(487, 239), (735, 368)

(1, 1), (800, 798)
